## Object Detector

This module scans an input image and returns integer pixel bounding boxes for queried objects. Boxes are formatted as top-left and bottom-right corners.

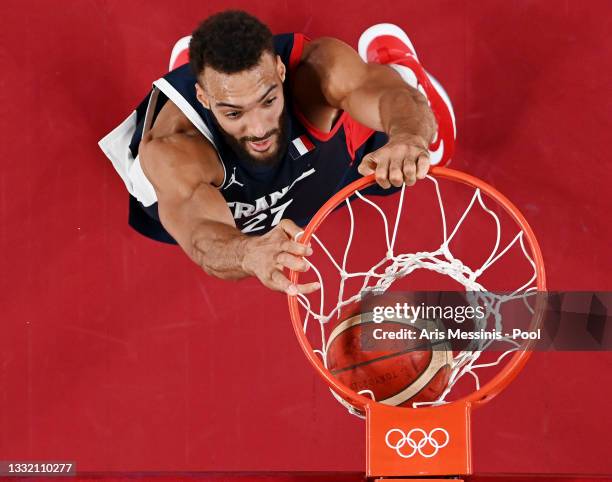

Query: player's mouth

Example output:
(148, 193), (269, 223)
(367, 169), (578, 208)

(247, 137), (274, 153)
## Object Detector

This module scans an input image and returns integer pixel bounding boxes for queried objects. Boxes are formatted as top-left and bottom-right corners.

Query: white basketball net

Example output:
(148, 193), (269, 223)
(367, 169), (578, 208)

(294, 174), (539, 416)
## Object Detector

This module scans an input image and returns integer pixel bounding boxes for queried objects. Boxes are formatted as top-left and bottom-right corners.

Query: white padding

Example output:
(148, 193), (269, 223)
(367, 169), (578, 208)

(98, 111), (158, 206)
(152, 78), (226, 187)
(127, 156), (157, 206)
(99, 76), (228, 205)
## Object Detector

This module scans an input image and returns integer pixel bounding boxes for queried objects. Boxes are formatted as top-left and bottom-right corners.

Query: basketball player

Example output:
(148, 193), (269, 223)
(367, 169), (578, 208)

(99, 11), (456, 295)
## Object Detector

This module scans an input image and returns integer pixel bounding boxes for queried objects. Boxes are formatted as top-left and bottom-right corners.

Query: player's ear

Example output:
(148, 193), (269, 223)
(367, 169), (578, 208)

(195, 82), (210, 109)
(276, 55), (286, 83)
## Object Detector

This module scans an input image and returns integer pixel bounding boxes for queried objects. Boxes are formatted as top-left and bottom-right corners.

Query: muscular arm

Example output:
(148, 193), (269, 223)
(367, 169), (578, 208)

(141, 132), (244, 279)
(302, 37), (437, 186)
(139, 100), (317, 293)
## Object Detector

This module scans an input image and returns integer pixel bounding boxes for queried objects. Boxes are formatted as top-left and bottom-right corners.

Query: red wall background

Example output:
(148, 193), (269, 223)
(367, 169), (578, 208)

(1, 0), (611, 475)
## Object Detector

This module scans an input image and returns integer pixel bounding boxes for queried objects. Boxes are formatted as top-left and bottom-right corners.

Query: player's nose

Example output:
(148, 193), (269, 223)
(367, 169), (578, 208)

(248, 111), (272, 139)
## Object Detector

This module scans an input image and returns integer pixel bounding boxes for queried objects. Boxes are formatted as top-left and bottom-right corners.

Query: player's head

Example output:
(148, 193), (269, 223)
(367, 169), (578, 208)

(190, 10), (288, 166)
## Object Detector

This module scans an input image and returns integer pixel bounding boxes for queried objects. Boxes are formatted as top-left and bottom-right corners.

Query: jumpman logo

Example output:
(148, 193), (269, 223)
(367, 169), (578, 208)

(223, 167), (244, 190)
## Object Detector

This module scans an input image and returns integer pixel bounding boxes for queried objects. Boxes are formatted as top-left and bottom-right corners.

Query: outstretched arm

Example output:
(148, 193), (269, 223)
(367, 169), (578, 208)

(139, 101), (318, 294)
(303, 37), (437, 187)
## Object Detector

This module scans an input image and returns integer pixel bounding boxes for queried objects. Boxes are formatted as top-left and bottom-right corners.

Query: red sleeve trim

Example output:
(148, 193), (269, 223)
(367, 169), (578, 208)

(343, 114), (376, 162)
(289, 33), (309, 70)
(289, 33), (376, 149)
(290, 32), (345, 141)
(294, 109), (348, 142)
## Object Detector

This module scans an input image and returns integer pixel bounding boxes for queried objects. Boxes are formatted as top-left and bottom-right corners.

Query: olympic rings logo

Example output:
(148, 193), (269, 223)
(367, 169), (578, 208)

(385, 427), (450, 458)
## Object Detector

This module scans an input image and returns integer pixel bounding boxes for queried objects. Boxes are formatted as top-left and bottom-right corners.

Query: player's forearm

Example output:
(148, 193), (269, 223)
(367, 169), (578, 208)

(188, 220), (251, 280)
(378, 86), (437, 144)
(343, 79), (436, 145)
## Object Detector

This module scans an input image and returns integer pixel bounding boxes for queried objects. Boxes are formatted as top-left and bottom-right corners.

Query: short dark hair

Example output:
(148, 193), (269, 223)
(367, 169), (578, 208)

(189, 10), (274, 78)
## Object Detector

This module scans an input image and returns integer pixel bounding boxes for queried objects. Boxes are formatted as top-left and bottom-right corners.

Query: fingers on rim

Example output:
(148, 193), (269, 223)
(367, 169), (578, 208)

(402, 158), (417, 186)
(375, 157), (391, 189)
(358, 155), (377, 176)
(270, 269), (293, 293)
(271, 270), (320, 295)
(278, 219), (303, 238)
(276, 252), (310, 272)
(281, 240), (313, 256)
(416, 151), (431, 180)
(388, 158), (405, 187)
(295, 281), (321, 295)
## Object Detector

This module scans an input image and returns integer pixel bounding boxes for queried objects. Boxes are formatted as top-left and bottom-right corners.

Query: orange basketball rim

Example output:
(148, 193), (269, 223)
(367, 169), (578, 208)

(287, 166), (547, 480)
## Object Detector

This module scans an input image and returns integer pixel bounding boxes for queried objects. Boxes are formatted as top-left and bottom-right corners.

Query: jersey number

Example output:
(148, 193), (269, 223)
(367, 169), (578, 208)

(241, 199), (294, 234)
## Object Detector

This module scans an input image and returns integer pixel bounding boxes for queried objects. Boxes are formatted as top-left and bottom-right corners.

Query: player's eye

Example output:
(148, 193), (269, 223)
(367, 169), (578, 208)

(264, 97), (276, 106)
(225, 111), (241, 119)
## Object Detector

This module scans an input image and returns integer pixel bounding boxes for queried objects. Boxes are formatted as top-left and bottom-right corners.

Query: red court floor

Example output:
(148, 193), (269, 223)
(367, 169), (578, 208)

(0, 0), (611, 478)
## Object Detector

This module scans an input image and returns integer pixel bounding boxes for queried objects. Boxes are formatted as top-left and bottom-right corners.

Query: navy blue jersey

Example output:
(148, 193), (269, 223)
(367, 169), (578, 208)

(125, 33), (383, 244)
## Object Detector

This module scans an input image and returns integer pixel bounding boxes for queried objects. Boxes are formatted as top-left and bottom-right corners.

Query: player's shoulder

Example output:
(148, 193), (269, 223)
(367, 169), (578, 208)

(141, 131), (223, 199)
(297, 36), (366, 103)
(140, 99), (213, 163)
(142, 98), (196, 140)
(139, 103), (222, 196)
(300, 36), (355, 64)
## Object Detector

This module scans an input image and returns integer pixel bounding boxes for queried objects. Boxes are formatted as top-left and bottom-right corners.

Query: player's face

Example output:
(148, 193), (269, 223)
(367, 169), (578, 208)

(197, 52), (288, 165)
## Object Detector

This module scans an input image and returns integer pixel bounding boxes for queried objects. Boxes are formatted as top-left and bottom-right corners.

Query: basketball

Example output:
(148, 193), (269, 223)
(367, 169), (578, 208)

(325, 312), (453, 407)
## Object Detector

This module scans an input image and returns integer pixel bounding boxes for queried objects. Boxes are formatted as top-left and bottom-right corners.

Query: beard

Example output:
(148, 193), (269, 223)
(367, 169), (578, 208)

(212, 104), (289, 167)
